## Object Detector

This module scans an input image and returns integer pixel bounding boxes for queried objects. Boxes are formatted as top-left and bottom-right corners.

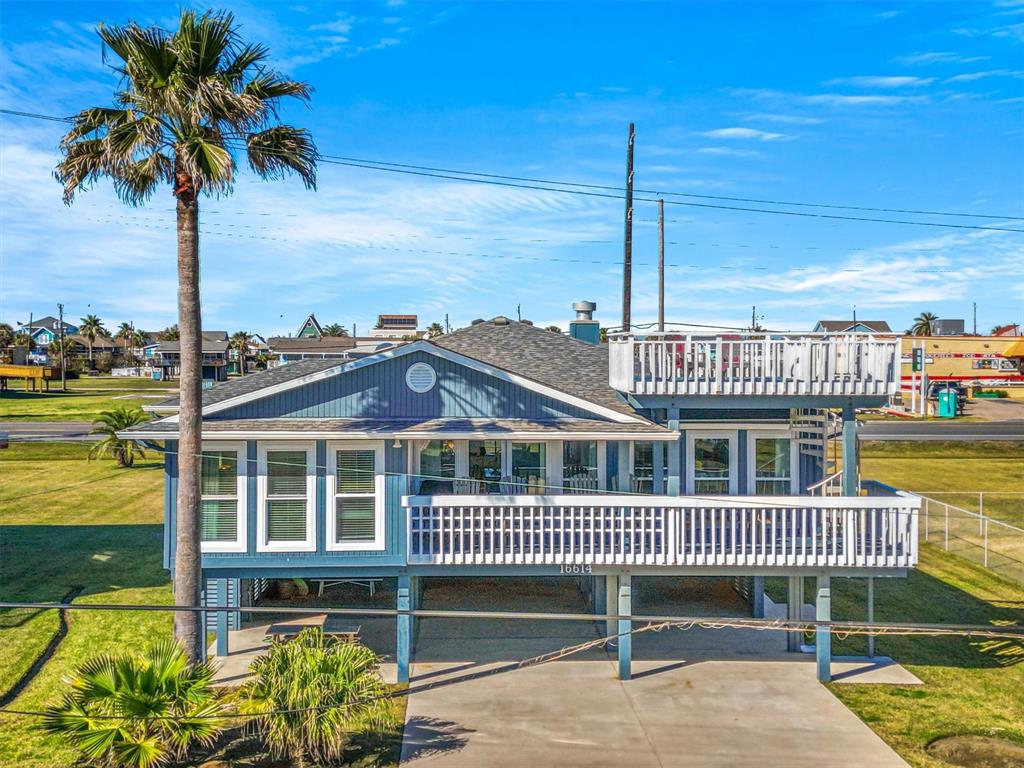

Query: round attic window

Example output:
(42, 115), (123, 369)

(405, 362), (437, 393)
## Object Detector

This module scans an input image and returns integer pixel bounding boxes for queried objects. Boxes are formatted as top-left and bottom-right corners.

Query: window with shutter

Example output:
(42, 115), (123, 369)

(328, 442), (384, 551)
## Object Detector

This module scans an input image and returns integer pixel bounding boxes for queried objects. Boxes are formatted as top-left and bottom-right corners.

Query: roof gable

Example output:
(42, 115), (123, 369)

(296, 314), (323, 339)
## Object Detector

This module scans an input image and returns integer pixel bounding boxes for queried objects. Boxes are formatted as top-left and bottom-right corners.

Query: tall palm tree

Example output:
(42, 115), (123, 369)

(116, 321), (134, 357)
(56, 10), (317, 662)
(161, 324), (180, 341)
(321, 323), (349, 337)
(426, 321), (444, 338)
(230, 330), (251, 375)
(79, 314), (108, 365)
(910, 311), (939, 336)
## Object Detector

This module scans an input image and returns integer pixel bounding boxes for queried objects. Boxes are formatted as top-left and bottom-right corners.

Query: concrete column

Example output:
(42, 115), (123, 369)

(667, 408), (681, 495)
(786, 575), (803, 652)
(816, 575), (831, 683)
(604, 574), (618, 638)
(867, 577), (875, 659)
(752, 576), (765, 619)
(653, 441), (664, 494)
(215, 578), (229, 657)
(618, 574), (632, 681)
(397, 573), (412, 684)
(841, 402), (858, 496)
(593, 575), (606, 616)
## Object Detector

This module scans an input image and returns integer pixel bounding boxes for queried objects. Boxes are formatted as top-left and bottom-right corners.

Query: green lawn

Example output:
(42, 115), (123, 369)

(829, 546), (1024, 768)
(0, 375), (176, 422)
(860, 440), (1024, 528)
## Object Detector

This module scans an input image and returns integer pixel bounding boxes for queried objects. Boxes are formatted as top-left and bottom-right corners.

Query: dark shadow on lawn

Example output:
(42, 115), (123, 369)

(400, 716), (473, 762)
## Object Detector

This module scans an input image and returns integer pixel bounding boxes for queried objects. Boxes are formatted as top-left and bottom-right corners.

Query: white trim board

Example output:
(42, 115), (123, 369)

(198, 441), (247, 554)
(125, 428), (675, 441)
(163, 340), (645, 425)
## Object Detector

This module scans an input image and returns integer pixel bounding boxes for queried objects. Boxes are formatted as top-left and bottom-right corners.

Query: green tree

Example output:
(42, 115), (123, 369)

(160, 324), (180, 341)
(56, 10), (317, 662)
(89, 405), (150, 467)
(426, 321), (444, 338)
(240, 629), (392, 767)
(116, 320), (135, 356)
(910, 311), (939, 336)
(42, 639), (226, 768)
(48, 337), (78, 361)
(230, 330), (251, 375)
(79, 314), (109, 366)
(13, 332), (33, 349)
(321, 323), (349, 337)
(545, 325), (562, 334)
(0, 322), (14, 349)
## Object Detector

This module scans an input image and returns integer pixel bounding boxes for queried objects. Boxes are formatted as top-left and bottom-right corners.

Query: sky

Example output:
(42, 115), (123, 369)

(1, 0), (1022, 338)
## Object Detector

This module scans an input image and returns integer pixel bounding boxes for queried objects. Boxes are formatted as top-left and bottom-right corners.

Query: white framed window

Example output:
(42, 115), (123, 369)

(199, 442), (247, 553)
(686, 431), (737, 495)
(257, 442), (316, 552)
(326, 440), (386, 551)
(747, 433), (797, 495)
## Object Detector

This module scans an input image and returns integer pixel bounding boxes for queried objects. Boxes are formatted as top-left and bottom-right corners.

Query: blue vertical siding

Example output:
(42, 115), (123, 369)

(737, 430), (748, 493)
(216, 351), (602, 421)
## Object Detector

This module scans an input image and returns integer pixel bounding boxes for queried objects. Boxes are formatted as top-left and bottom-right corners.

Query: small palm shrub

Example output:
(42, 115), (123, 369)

(89, 405), (149, 467)
(42, 639), (227, 768)
(240, 629), (392, 766)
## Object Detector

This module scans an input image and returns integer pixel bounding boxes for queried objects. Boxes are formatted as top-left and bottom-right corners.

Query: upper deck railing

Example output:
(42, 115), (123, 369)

(608, 332), (901, 398)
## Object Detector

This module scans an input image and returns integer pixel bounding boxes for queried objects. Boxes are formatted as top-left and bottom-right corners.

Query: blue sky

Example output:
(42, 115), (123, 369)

(1, 1), (1022, 337)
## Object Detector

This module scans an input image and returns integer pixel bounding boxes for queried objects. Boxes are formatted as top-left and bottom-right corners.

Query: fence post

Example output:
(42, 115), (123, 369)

(924, 497), (929, 541)
(944, 503), (949, 551)
(983, 517), (989, 569)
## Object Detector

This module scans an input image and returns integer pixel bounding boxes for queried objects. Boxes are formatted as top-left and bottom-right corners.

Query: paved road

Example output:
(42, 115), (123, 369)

(861, 420), (1024, 441)
(0, 421), (96, 442)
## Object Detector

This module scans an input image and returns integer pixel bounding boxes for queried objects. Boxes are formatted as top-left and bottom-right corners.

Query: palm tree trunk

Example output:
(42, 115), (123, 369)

(174, 171), (204, 663)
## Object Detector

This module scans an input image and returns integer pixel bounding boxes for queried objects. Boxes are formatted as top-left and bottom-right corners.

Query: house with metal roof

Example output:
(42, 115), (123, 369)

(128, 304), (915, 684)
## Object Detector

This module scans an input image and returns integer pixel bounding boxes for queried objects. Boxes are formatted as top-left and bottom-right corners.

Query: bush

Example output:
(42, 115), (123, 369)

(94, 352), (114, 374)
(239, 629), (392, 767)
(42, 639), (228, 768)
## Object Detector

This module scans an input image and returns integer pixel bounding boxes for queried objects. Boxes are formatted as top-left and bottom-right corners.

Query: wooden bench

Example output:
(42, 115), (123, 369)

(265, 614), (362, 644)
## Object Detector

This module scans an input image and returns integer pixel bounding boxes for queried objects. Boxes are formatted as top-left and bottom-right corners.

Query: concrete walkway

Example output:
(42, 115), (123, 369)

(400, 577), (910, 767)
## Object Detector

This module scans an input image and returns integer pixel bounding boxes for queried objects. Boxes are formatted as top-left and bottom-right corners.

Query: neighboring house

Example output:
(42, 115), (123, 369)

(992, 324), (1021, 337)
(129, 305), (915, 684)
(155, 337), (230, 383)
(266, 335), (401, 365)
(296, 314), (325, 339)
(18, 315), (80, 346)
(370, 314), (423, 339)
(812, 320), (893, 334)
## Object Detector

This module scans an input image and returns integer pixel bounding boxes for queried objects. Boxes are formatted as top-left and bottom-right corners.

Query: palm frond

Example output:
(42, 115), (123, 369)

(245, 125), (317, 189)
(177, 135), (235, 193)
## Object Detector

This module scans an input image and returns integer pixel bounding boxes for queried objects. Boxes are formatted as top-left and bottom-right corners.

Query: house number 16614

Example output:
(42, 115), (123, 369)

(559, 564), (592, 574)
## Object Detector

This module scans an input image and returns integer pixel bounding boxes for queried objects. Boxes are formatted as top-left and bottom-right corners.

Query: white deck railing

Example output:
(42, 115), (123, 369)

(608, 333), (900, 397)
(404, 493), (919, 569)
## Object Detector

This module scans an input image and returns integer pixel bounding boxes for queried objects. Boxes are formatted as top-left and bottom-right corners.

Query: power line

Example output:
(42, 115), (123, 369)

(3, 108), (1020, 231)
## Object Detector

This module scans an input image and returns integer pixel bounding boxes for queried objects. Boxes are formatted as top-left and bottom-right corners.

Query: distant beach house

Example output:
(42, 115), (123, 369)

(18, 316), (79, 345)
(130, 303), (914, 684)
(812, 319), (893, 334)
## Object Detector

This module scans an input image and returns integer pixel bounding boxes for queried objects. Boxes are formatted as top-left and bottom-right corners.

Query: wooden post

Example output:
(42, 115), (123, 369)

(622, 122), (635, 332)
(397, 573), (411, 684)
(618, 574), (632, 681)
(816, 575), (831, 683)
(841, 401), (858, 496)
(605, 574), (618, 638)
(657, 198), (665, 332)
(786, 575), (803, 652)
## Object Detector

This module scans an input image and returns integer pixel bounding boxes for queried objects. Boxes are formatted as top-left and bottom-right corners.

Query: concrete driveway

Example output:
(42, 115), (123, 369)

(401, 577), (908, 767)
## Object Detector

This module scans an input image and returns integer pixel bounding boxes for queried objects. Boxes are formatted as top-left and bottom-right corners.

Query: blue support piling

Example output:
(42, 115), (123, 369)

(215, 578), (229, 658)
(816, 575), (831, 683)
(618, 574), (632, 681)
(397, 573), (411, 684)
(842, 401), (858, 496)
(593, 575), (606, 616)
(605, 574), (618, 638)
(752, 576), (765, 619)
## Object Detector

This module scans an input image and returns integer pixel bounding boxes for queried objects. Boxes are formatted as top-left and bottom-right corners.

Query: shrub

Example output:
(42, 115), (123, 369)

(42, 639), (228, 768)
(95, 351), (114, 373)
(239, 629), (392, 767)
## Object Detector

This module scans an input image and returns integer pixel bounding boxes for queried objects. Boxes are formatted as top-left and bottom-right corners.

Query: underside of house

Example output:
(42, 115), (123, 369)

(128, 312), (915, 683)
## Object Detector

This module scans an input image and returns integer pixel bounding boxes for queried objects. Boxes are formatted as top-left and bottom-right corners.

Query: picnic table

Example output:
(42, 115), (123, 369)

(313, 578), (383, 596)
(265, 614), (361, 644)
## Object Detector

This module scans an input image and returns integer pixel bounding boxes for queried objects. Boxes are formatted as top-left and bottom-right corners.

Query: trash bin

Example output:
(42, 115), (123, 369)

(938, 388), (957, 418)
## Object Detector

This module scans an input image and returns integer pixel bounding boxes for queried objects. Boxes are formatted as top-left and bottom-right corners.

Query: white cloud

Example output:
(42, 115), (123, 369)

(801, 93), (928, 106)
(696, 147), (760, 158)
(699, 127), (789, 141)
(310, 15), (356, 34)
(894, 51), (989, 65)
(875, 10), (902, 20)
(945, 69), (1024, 82)
(825, 76), (936, 88)
(743, 113), (825, 125)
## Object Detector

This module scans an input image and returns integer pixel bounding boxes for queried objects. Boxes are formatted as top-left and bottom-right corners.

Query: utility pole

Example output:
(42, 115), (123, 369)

(751, 306), (756, 331)
(445, 313), (450, 334)
(657, 198), (665, 332)
(852, 305), (857, 332)
(57, 303), (66, 391)
(973, 302), (977, 335)
(622, 122), (635, 332)
(517, 304), (522, 322)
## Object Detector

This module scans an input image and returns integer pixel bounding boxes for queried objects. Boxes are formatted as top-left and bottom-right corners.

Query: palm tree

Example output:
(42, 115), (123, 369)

(90, 406), (150, 467)
(321, 323), (349, 337)
(545, 325), (562, 334)
(57, 10), (317, 662)
(230, 330), (251, 375)
(43, 639), (226, 768)
(426, 321), (444, 338)
(910, 312), (939, 336)
(116, 321), (134, 357)
(48, 337), (78, 362)
(0, 322), (13, 349)
(79, 314), (108, 366)
(160, 324), (180, 341)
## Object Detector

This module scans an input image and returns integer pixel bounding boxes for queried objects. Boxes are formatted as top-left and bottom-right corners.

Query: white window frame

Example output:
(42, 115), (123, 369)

(326, 440), (386, 552)
(746, 431), (798, 495)
(686, 430), (738, 495)
(199, 441), (247, 554)
(257, 441), (316, 553)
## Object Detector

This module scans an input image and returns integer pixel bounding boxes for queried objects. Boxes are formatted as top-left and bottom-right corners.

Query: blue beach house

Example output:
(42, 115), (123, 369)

(129, 304), (916, 683)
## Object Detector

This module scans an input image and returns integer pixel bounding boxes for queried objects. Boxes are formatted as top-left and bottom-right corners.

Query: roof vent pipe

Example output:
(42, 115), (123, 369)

(569, 301), (600, 345)
(573, 301), (596, 321)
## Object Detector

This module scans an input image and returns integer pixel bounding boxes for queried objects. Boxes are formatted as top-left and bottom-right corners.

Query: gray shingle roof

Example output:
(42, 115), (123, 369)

(814, 320), (893, 333)
(433, 318), (634, 416)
